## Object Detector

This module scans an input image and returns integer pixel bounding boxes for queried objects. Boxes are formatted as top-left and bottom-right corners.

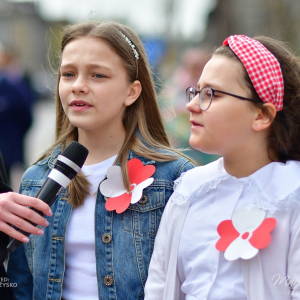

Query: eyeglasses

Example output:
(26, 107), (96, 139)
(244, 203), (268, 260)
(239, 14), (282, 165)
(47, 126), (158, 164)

(185, 86), (257, 111)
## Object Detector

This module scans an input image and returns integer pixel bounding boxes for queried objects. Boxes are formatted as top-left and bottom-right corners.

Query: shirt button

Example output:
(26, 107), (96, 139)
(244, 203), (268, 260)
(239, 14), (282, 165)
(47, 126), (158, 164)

(139, 194), (148, 205)
(103, 275), (114, 286)
(238, 182), (243, 188)
(101, 233), (112, 244)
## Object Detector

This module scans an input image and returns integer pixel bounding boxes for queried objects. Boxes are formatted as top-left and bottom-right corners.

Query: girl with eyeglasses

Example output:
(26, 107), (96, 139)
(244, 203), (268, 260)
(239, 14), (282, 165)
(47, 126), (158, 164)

(145, 35), (300, 300)
(6, 21), (194, 300)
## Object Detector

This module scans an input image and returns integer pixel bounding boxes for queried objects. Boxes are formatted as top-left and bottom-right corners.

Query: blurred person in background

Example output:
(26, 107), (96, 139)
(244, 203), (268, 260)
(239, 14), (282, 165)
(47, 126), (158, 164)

(0, 44), (46, 296)
(0, 41), (35, 187)
(4, 49), (37, 110)
(160, 47), (219, 165)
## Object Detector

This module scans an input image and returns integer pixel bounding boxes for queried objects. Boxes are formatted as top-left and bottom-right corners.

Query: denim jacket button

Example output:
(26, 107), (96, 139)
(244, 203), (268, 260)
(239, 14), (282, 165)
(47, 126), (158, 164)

(101, 233), (112, 244)
(103, 275), (114, 286)
(139, 195), (148, 205)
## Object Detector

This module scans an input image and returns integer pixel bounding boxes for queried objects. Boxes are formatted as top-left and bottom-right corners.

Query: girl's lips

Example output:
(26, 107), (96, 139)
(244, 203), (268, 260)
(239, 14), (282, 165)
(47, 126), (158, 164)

(190, 120), (204, 129)
(191, 121), (203, 126)
(70, 100), (92, 112)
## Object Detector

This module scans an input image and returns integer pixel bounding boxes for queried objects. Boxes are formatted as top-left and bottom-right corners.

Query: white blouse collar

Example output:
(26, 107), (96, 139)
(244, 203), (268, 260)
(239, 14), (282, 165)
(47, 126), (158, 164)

(173, 158), (300, 213)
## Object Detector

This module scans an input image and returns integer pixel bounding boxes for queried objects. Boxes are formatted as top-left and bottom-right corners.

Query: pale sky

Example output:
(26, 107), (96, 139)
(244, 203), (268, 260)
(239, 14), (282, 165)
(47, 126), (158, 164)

(10, 0), (216, 40)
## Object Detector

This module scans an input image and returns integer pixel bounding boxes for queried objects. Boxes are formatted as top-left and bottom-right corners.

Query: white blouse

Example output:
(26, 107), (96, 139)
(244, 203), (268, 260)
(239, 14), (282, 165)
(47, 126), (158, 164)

(178, 163), (252, 299)
(145, 158), (300, 300)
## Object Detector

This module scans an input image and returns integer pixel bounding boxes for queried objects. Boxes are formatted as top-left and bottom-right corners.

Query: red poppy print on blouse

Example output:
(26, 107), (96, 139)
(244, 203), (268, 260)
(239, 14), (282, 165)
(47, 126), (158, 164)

(216, 207), (276, 261)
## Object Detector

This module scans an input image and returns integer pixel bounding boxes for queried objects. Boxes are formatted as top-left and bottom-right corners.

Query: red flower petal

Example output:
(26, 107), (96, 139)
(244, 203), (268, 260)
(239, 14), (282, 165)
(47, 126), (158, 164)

(127, 158), (155, 185)
(105, 193), (132, 214)
(249, 218), (276, 249)
(216, 220), (240, 251)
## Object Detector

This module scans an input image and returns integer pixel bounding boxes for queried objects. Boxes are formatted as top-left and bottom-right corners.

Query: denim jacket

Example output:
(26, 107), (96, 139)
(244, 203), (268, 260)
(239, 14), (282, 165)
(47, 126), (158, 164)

(7, 145), (194, 300)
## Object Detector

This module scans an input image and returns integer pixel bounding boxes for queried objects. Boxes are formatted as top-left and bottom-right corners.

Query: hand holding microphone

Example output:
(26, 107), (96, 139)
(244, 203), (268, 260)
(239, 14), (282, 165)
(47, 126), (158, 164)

(0, 192), (53, 242)
(6, 141), (89, 253)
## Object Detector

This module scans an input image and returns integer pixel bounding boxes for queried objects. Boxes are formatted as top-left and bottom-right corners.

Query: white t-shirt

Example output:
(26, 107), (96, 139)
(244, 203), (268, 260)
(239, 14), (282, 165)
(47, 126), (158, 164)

(62, 155), (117, 300)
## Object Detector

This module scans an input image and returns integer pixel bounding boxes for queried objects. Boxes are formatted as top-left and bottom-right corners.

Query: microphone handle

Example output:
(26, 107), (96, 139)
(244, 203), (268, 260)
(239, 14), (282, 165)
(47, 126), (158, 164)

(7, 179), (63, 253)
(35, 178), (64, 207)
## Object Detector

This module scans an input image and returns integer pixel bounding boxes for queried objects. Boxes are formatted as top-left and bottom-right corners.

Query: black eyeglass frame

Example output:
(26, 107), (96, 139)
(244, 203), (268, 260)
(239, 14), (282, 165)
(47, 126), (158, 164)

(186, 86), (257, 111)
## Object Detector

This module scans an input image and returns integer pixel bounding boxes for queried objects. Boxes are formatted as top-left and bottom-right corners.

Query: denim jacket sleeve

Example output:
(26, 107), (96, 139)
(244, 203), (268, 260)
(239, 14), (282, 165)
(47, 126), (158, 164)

(175, 160), (194, 179)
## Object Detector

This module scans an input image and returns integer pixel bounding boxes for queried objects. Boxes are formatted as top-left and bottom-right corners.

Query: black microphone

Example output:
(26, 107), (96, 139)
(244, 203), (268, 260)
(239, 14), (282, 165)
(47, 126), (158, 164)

(7, 141), (89, 253)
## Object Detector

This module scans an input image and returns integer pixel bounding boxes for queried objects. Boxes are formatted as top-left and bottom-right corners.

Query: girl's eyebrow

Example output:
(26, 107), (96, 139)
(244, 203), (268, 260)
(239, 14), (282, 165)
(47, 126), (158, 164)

(60, 63), (112, 71)
(197, 80), (212, 90)
(197, 81), (223, 91)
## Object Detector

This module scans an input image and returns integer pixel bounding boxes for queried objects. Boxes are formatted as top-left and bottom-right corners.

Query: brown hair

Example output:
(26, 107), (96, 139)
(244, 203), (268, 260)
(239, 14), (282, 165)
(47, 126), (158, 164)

(39, 21), (187, 207)
(214, 36), (300, 163)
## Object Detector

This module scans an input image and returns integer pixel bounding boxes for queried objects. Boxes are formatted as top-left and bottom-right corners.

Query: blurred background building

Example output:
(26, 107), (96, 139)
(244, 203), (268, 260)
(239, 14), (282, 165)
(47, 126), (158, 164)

(0, 0), (299, 189)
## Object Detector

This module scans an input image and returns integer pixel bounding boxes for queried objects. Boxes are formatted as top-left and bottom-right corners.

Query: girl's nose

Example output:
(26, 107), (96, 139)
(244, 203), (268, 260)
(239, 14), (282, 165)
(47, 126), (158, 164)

(71, 76), (89, 94)
(186, 94), (202, 113)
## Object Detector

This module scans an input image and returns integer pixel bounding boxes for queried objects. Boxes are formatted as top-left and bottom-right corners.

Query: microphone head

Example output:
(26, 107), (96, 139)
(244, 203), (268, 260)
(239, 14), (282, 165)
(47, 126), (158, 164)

(61, 141), (89, 168)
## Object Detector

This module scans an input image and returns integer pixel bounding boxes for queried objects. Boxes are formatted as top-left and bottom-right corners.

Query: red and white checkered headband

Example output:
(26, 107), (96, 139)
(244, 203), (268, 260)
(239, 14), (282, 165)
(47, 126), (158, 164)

(223, 35), (284, 111)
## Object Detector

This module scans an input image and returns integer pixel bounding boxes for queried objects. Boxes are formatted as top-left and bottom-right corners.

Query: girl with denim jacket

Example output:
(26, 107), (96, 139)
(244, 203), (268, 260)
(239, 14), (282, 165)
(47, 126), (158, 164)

(6, 21), (194, 300)
(145, 36), (300, 300)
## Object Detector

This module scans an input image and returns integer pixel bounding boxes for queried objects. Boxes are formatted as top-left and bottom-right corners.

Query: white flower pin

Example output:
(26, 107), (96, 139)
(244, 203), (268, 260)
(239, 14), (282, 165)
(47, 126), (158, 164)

(100, 158), (155, 213)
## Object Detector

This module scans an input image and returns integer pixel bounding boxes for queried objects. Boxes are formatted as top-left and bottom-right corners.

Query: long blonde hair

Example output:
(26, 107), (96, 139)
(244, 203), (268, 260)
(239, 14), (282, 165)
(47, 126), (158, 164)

(39, 21), (188, 207)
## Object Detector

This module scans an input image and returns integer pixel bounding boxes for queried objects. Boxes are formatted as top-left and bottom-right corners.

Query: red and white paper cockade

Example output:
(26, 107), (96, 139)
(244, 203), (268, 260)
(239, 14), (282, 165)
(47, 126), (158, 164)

(216, 207), (276, 261)
(99, 158), (155, 214)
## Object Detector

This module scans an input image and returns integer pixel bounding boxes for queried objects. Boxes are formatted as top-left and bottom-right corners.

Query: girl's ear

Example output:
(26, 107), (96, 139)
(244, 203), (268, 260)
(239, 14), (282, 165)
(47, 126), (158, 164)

(124, 80), (142, 106)
(252, 103), (277, 131)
